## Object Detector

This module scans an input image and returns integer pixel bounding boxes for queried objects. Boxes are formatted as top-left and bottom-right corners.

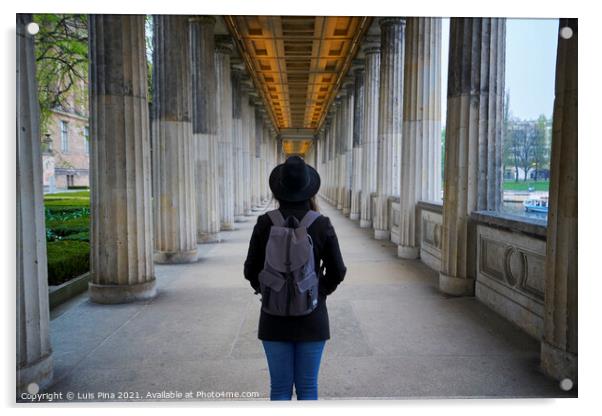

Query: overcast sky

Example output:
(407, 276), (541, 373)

(440, 18), (559, 126)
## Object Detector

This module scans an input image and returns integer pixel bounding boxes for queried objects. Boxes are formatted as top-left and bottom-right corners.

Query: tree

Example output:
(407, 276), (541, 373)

(531, 114), (551, 180)
(503, 90), (521, 181)
(34, 14), (88, 133)
(145, 15), (153, 103)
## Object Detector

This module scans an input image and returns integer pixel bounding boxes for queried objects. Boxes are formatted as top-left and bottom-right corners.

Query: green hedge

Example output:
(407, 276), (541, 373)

(46, 216), (89, 237)
(62, 231), (90, 242)
(44, 198), (90, 208)
(45, 191), (91, 284)
(46, 240), (90, 285)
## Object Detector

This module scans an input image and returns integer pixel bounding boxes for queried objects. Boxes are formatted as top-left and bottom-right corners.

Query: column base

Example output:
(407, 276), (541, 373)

(541, 339), (578, 384)
(438, 272), (475, 296)
(398, 245), (420, 259)
(234, 216), (248, 223)
(360, 219), (372, 228)
(154, 249), (198, 264)
(220, 223), (237, 231)
(89, 278), (157, 304)
(342, 208), (350, 216)
(17, 352), (53, 396)
(337, 204), (343, 210)
(244, 210), (254, 216)
(349, 212), (360, 220)
(374, 229), (390, 240)
(198, 233), (221, 244)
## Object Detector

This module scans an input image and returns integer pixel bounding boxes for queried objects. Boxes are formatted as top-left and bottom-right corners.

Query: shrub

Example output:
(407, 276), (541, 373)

(44, 198), (90, 208)
(45, 206), (89, 221)
(62, 231), (90, 242)
(46, 240), (90, 285)
(46, 216), (89, 239)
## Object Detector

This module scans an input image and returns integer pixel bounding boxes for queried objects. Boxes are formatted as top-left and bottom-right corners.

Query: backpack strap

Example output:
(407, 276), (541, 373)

(267, 209), (285, 227)
(299, 210), (321, 229)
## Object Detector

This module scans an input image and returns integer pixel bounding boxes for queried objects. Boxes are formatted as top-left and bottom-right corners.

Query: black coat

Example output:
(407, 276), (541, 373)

(243, 199), (347, 341)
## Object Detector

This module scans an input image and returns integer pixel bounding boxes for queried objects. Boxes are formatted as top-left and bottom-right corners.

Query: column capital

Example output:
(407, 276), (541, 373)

(230, 57), (245, 74)
(343, 76), (355, 92)
(362, 36), (381, 55)
(189, 15), (216, 25)
(351, 58), (365, 75)
(240, 83), (253, 95)
(215, 35), (234, 54)
(379, 17), (406, 28)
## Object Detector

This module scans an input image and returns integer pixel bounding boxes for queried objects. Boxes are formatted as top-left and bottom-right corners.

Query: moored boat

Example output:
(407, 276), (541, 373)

(523, 196), (549, 213)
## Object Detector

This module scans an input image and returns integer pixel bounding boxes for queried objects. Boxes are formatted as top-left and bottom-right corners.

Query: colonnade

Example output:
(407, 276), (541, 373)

(16, 14), (279, 392)
(16, 14), (578, 393)
(311, 16), (578, 384)
(314, 17), (443, 249)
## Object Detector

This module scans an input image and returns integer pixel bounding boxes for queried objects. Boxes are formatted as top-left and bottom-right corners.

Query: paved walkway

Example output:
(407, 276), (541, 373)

(46, 196), (572, 401)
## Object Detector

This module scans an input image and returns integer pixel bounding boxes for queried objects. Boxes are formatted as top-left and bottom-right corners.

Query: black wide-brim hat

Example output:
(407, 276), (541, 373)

(269, 156), (321, 202)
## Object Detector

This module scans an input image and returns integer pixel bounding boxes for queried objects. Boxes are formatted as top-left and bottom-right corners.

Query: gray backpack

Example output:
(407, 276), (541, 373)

(258, 209), (321, 316)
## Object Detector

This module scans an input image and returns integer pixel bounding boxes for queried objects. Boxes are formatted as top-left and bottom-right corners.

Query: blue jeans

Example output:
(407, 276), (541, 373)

(261, 340), (326, 400)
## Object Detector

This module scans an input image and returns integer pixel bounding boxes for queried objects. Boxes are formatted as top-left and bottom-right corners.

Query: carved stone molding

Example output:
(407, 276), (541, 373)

(475, 223), (546, 340)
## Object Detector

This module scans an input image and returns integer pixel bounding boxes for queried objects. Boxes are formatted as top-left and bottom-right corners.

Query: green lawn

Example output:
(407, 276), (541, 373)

(503, 180), (549, 192)
(44, 190), (90, 285)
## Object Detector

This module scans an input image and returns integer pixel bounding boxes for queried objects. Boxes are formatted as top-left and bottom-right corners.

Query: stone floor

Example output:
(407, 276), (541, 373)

(44, 195), (575, 402)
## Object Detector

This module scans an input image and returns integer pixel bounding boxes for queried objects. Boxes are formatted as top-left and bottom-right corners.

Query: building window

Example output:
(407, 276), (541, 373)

(84, 126), (90, 155)
(67, 175), (74, 188)
(60, 120), (69, 153)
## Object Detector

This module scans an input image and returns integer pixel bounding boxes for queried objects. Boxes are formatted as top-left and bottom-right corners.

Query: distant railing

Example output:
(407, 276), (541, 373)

(416, 200), (443, 272)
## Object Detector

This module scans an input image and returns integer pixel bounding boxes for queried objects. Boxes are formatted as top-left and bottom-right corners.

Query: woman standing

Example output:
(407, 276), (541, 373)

(244, 155), (347, 400)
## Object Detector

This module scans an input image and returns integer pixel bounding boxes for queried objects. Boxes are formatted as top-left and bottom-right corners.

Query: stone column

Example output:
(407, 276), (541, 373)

(322, 125), (329, 200)
(398, 17), (442, 259)
(334, 98), (345, 210)
(231, 66), (245, 222)
(439, 18), (505, 295)
(276, 138), (284, 165)
(17, 13), (53, 393)
(253, 108), (263, 207)
(342, 80), (355, 217)
(328, 114), (337, 204)
(248, 96), (259, 210)
(540, 18), (578, 384)
(320, 124), (328, 199)
(360, 44), (381, 228)
(190, 16), (221, 243)
(264, 125), (271, 199)
(241, 82), (253, 216)
(374, 18), (405, 240)
(88, 15), (156, 302)
(152, 16), (197, 264)
(257, 119), (266, 202)
(323, 119), (330, 201)
(215, 36), (235, 230)
(325, 117), (331, 203)
(261, 122), (270, 201)
(350, 63), (365, 221)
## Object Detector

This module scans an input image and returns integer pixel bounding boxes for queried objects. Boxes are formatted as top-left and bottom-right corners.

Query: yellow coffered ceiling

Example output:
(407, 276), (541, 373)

(225, 16), (371, 133)
(281, 138), (314, 157)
